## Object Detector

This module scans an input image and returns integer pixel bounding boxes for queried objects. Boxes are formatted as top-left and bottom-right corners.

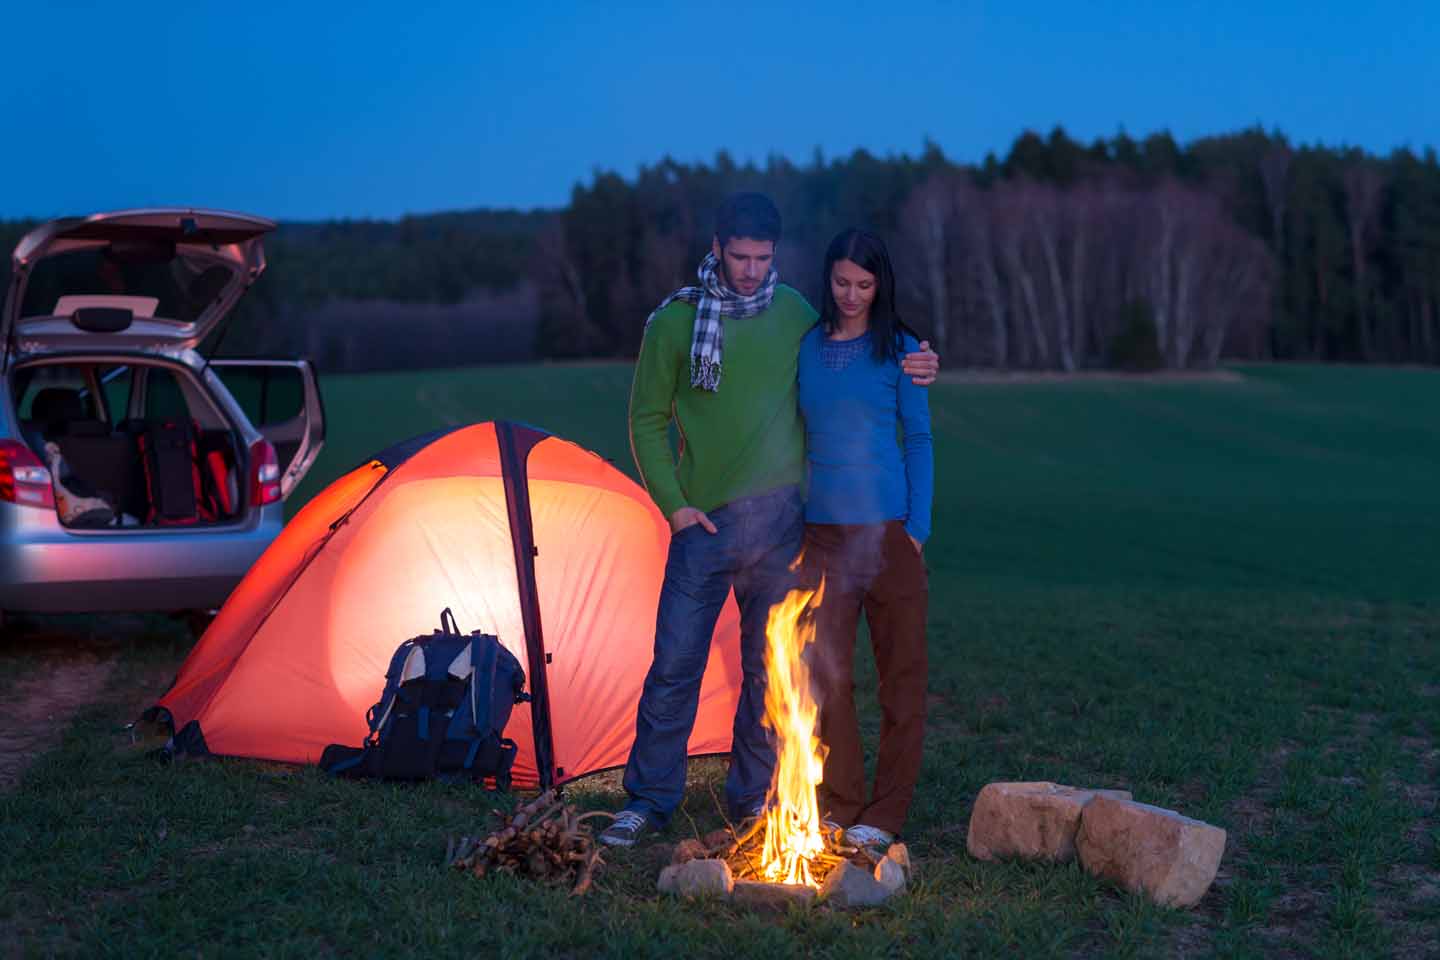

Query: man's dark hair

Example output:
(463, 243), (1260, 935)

(715, 192), (782, 247)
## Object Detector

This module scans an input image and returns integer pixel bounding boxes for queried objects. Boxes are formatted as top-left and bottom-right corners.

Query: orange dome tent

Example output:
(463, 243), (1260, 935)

(149, 421), (742, 789)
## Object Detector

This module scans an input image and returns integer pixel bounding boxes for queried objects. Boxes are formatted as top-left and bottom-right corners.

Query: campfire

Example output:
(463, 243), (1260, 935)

(733, 577), (836, 888)
(452, 571), (911, 907)
(661, 574), (911, 908)
(720, 810), (853, 889)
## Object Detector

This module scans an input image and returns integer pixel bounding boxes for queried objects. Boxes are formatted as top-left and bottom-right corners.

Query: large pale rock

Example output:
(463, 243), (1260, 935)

(657, 858), (734, 897)
(967, 781), (1132, 862)
(732, 880), (817, 910)
(1076, 796), (1226, 908)
(819, 860), (894, 908)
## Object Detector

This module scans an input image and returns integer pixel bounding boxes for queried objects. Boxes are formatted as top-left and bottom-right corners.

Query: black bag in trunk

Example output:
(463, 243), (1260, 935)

(138, 419), (213, 525)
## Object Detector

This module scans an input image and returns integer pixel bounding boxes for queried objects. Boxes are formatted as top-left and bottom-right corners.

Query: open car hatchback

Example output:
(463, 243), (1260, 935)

(0, 209), (325, 629)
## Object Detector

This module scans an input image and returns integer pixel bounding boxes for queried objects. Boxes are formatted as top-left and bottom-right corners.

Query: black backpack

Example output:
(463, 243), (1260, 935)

(135, 418), (224, 525)
(319, 608), (529, 789)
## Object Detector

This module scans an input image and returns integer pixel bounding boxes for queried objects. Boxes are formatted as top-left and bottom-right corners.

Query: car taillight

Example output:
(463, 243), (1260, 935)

(0, 439), (56, 509)
(249, 439), (283, 506)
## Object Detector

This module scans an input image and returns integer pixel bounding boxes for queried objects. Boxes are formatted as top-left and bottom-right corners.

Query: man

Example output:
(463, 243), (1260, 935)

(600, 193), (938, 846)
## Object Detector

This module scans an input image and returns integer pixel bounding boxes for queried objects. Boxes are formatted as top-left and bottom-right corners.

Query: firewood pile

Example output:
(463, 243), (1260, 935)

(445, 789), (613, 896)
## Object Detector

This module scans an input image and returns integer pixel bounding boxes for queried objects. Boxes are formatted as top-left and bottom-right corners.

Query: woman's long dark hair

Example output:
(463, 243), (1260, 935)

(818, 228), (914, 363)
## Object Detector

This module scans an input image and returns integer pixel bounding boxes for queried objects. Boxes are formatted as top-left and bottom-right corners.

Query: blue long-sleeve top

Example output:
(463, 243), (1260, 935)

(797, 326), (933, 543)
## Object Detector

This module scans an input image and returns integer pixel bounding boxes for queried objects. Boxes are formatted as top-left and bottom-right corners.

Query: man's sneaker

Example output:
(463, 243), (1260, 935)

(843, 824), (895, 849)
(599, 809), (652, 848)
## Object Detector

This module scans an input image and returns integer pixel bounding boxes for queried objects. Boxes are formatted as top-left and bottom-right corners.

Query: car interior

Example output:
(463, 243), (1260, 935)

(12, 361), (243, 529)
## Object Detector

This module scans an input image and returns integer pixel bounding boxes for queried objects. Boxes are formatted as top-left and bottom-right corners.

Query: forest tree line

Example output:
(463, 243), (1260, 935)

(2, 127), (1438, 370)
(537, 129), (1440, 369)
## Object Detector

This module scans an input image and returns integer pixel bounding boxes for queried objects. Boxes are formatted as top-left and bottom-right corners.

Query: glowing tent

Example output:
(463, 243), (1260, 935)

(150, 421), (742, 788)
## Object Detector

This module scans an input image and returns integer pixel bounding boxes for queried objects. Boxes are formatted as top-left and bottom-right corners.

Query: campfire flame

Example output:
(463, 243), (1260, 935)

(758, 575), (827, 887)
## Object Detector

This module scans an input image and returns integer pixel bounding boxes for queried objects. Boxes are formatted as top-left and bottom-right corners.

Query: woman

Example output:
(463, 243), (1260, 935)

(798, 227), (933, 849)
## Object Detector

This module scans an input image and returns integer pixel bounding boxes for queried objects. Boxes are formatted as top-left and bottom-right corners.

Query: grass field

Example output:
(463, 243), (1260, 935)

(3, 363), (1438, 957)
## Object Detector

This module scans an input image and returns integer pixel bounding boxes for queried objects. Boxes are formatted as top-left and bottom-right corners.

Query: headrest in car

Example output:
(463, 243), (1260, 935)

(30, 388), (86, 425)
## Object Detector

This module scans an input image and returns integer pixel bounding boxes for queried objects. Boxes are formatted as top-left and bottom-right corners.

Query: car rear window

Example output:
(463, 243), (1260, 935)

(98, 365), (133, 422)
(144, 368), (191, 419)
(216, 366), (305, 427)
(19, 248), (233, 323)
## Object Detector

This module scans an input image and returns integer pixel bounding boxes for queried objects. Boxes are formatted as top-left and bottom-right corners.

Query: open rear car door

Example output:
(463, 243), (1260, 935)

(210, 359), (325, 500)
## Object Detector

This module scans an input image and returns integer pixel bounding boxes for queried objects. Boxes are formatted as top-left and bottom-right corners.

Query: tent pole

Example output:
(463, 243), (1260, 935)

(496, 421), (557, 790)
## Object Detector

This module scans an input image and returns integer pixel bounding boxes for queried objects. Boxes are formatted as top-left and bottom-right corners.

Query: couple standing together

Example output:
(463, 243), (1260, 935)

(600, 193), (938, 852)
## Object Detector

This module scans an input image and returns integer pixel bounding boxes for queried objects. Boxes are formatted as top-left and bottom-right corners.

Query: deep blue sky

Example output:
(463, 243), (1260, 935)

(4, 1), (1434, 221)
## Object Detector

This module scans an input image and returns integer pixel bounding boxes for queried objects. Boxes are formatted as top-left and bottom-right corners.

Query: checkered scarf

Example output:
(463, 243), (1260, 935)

(645, 252), (778, 392)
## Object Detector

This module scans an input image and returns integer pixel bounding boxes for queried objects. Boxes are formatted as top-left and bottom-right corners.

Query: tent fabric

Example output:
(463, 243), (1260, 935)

(153, 421), (742, 788)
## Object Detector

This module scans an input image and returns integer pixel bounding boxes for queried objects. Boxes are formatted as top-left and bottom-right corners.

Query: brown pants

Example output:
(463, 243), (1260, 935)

(801, 520), (929, 835)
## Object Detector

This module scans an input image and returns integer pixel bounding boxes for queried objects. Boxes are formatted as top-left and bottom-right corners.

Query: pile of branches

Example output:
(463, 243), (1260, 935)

(446, 789), (614, 896)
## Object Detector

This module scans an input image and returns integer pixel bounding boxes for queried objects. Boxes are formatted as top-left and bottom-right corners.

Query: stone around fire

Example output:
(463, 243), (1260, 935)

(874, 856), (906, 896)
(884, 842), (912, 883)
(819, 860), (896, 908)
(670, 838), (709, 864)
(732, 880), (818, 911)
(1075, 796), (1226, 908)
(967, 781), (1133, 862)
(657, 858), (734, 897)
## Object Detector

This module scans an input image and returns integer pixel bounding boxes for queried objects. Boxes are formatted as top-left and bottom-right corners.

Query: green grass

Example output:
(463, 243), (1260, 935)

(4, 363), (1439, 957)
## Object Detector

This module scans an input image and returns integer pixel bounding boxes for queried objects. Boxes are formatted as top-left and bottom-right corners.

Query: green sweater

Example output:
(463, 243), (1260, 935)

(629, 284), (818, 518)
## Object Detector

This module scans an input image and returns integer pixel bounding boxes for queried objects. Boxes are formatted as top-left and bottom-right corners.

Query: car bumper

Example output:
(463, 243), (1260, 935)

(0, 503), (283, 613)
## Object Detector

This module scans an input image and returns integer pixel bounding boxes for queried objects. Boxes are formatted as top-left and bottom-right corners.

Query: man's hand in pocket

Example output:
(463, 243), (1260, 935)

(670, 506), (717, 534)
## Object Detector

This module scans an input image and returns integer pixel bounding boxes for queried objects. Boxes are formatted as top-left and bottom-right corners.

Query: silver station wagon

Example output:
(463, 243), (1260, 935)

(0, 209), (325, 631)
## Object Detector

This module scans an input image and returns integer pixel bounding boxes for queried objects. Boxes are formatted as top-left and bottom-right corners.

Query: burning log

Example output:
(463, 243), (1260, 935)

(664, 823), (909, 907)
(447, 789), (613, 896)
(720, 819), (863, 888)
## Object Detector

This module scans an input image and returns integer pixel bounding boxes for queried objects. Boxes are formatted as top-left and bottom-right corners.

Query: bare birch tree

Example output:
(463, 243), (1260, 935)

(1342, 158), (1384, 360)
(1259, 145), (1292, 256)
(899, 174), (963, 356)
(968, 192), (1009, 368)
(993, 181), (1052, 367)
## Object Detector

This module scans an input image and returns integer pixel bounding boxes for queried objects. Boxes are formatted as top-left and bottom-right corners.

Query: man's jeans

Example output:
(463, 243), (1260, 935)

(622, 486), (804, 826)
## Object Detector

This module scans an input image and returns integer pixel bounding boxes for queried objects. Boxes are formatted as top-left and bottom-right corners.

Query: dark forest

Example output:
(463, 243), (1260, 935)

(4, 127), (1437, 371)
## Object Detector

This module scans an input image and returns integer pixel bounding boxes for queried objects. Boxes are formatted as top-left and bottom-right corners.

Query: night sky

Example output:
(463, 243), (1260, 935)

(3, 1), (1434, 219)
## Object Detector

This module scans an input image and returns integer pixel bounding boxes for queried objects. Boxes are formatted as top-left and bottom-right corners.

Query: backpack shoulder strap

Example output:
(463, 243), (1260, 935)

(383, 638), (419, 683)
(367, 640), (425, 742)
(474, 633), (499, 732)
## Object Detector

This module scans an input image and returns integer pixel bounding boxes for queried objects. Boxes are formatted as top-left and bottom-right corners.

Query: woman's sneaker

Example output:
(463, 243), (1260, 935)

(843, 824), (895, 849)
(599, 809), (652, 847)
